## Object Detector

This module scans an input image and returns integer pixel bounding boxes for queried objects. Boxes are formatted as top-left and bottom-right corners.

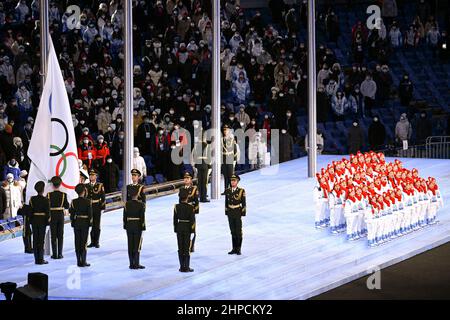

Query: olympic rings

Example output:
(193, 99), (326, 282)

(55, 152), (77, 190)
(50, 118), (69, 157)
(50, 145), (68, 177)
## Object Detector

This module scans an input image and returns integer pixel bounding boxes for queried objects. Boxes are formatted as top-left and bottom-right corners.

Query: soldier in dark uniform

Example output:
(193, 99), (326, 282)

(47, 176), (70, 259)
(126, 169), (146, 204)
(29, 181), (50, 265)
(70, 184), (93, 267)
(192, 135), (211, 202)
(222, 124), (238, 189)
(173, 194), (195, 272)
(123, 187), (146, 269)
(223, 174), (246, 255)
(86, 170), (106, 248)
(178, 172), (199, 252)
(18, 204), (33, 254)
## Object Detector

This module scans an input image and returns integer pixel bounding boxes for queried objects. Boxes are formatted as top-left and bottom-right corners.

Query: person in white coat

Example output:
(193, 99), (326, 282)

(329, 183), (346, 234)
(248, 132), (267, 170)
(133, 147), (147, 183)
(2, 173), (23, 219)
(426, 178), (443, 224)
(314, 174), (330, 228)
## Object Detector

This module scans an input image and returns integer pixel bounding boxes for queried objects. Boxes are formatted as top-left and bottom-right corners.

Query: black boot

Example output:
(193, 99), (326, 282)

(82, 250), (90, 267)
(129, 252), (136, 269)
(95, 229), (101, 248)
(135, 252), (145, 269)
(236, 237), (242, 255)
(76, 251), (82, 267)
(228, 236), (237, 254)
(178, 252), (184, 272)
(185, 255), (194, 272)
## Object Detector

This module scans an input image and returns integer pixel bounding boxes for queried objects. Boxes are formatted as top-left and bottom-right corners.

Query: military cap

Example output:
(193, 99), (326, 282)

(131, 169), (142, 176)
(89, 169), (98, 176)
(230, 174), (240, 181)
(183, 172), (193, 179)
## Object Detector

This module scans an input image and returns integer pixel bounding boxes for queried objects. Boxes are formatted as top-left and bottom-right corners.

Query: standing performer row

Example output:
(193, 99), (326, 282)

(314, 151), (444, 247)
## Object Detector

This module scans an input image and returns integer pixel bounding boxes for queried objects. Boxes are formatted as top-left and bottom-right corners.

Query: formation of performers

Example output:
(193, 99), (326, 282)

(314, 151), (444, 247)
(23, 169), (246, 273)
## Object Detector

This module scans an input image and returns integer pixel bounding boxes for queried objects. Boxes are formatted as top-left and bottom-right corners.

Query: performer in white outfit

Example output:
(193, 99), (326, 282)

(314, 174), (330, 228)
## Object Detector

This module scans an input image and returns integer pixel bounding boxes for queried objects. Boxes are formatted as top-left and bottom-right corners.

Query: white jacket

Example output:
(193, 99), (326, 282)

(133, 155), (147, 177)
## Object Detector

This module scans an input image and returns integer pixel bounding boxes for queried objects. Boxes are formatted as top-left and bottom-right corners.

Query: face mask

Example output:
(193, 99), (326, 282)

(117, 119), (122, 123)
(80, 120), (85, 125)
(107, 159), (112, 163)
(286, 113), (291, 117)
(229, 117), (235, 121)
(159, 130), (163, 135)
(119, 135), (124, 139)
(83, 139), (89, 144)
(98, 139), (104, 144)
(169, 110), (174, 114)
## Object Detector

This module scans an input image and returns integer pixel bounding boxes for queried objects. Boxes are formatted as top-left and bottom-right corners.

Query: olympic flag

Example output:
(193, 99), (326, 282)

(26, 37), (79, 202)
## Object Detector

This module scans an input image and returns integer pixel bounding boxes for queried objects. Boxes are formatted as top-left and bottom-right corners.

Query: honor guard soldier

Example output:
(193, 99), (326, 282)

(192, 135), (211, 202)
(173, 193), (195, 272)
(70, 184), (93, 267)
(86, 170), (106, 248)
(29, 181), (50, 265)
(18, 204), (33, 254)
(48, 176), (70, 259)
(223, 174), (246, 255)
(178, 172), (199, 252)
(126, 169), (146, 204)
(123, 187), (146, 269)
(222, 124), (239, 189)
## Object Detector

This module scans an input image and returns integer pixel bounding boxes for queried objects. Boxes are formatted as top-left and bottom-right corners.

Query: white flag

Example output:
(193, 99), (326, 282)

(26, 37), (79, 202)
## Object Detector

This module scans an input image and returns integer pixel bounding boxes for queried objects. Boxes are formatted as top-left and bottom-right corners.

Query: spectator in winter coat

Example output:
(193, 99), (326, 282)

(389, 25), (403, 48)
(415, 112), (432, 144)
(236, 105), (251, 129)
(133, 147), (147, 182)
(395, 113), (412, 145)
(382, 0), (398, 20)
(317, 64), (331, 87)
(346, 84), (365, 117)
(248, 132), (267, 169)
(3, 158), (21, 181)
(100, 156), (120, 193)
(347, 120), (364, 154)
(331, 91), (348, 120)
(232, 73), (251, 104)
(279, 128), (294, 163)
(317, 86), (330, 123)
(368, 116), (386, 151)
(398, 74), (413, 106)
(360, 74), (377, 117)
(325, 79), (339, 97)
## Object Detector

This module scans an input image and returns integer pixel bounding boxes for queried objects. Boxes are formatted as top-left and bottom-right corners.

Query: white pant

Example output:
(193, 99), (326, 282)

(315, 200), (329, 225)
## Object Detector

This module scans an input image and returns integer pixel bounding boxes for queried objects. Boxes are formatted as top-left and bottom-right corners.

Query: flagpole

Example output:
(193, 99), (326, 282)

(39, 0), (49, 86)
(211, 0), (221, 200)
(307, 0), (317, 177)
(123, 0), (134, 199)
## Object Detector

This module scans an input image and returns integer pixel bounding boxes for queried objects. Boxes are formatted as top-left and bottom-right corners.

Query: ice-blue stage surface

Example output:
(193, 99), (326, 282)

(0, 155), (449, 300)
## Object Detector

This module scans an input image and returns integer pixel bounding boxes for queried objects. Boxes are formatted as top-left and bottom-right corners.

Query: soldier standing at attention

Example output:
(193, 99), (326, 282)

(29, 181), (50, 265)
(178, 172), (199, 252)
(222, 124), (238, 190)
(192, 135), (211, 202)
(223, 174), (246, 255)
(126, 169), (146, 204)
(70, 184), (93, 267)
(123, 187), (146, 269)
(173, 194), (195, 272)
(86, 170), (106, 248)
(47, 176), (70, 259)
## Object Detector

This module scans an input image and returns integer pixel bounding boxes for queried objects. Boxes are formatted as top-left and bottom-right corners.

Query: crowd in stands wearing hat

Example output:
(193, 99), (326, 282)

(314, 151), (444, 246)
(0, 0), (448, 205)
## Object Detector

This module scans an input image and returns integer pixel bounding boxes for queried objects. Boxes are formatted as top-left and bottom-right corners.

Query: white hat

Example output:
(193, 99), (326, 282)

(20, 170), (28, 177)
(6, 173), (14, 179)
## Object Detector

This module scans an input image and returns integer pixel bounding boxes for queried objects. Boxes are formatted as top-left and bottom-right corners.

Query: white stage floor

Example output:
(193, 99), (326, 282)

(0, 155), (449, 300)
